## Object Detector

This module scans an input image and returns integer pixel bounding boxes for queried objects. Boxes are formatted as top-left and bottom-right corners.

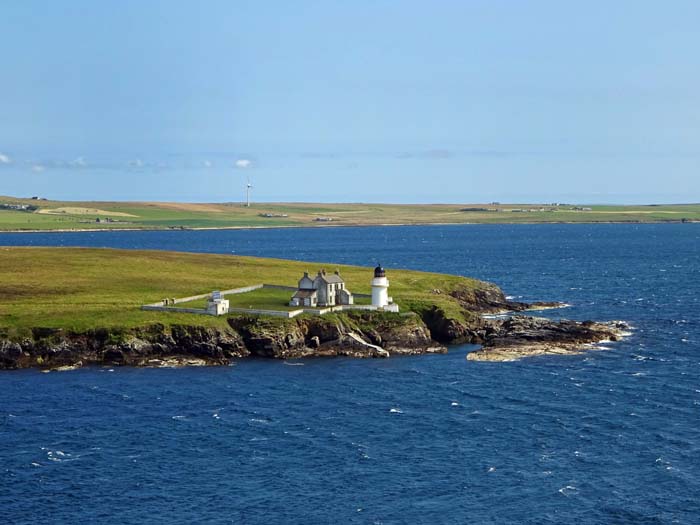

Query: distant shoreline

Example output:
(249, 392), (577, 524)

(1, 197), (699, 232)
(1, 219), (698, 234)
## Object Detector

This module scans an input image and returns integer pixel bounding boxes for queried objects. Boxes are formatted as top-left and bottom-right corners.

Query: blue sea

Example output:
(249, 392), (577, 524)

(1, 224), (699, 524)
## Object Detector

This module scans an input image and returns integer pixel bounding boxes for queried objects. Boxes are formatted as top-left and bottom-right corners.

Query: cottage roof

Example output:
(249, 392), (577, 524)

(292, 289), (318, 299)
(315, 270), (344, 284)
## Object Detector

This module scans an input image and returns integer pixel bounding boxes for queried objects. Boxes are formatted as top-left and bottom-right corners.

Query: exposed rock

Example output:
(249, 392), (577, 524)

(448, 284), (566, 313)
(170, 325), (248, 360)
(0, 341), (25, 369)
(143, 357), (212, 368)
(42, 361), (83, 373)
(372, 315), (446, 355)
(229, 312), (445, 359)
(420, 306), (474, 343)
(449, 284), (511, 312)
(522, 301), (569, 311)
(229, 317), (308, 358)
(343, 332), (390, 358)
(467, 316), (631, 361)
(0, 324), (249, 370)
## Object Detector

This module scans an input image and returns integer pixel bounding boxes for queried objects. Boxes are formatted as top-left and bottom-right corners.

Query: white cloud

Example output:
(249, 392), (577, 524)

(0, 153), (11, 164)
(128, 159), (144, 168)
(32, 164), (45, 173)
(70, 156), (87, 167)
(235, 159), (252, 169)
(203, 160), (212, 168)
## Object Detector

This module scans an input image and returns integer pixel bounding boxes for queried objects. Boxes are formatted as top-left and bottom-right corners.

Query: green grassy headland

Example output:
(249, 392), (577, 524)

(0, 247), (482, 337)
(1, 196), (699, 231)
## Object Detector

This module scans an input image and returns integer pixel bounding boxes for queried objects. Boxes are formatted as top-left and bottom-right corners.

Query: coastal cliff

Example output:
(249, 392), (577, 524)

(0, 311), (445, 370)
(0, 306), (630, 370)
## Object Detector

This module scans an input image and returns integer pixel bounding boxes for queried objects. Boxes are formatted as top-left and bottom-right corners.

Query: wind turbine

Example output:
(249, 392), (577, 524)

(245, 178), (253, 207)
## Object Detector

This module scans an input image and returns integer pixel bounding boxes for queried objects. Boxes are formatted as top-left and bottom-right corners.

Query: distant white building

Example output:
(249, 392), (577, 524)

(289, 270), (354, 307)
(207, 291), (229, 316)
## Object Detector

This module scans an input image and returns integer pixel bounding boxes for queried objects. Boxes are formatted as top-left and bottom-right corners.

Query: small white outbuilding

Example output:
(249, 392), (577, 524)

(207, 291), (229, 316)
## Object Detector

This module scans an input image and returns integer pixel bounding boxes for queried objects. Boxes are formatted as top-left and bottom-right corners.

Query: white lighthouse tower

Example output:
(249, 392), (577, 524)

(371, 264), (390, 308)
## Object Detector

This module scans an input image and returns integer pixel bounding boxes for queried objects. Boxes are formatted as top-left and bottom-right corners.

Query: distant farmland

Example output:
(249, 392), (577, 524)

(0, 196), (698, 231)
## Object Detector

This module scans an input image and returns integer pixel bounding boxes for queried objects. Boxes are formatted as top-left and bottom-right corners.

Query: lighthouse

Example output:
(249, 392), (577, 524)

(371, 264), (390, 307)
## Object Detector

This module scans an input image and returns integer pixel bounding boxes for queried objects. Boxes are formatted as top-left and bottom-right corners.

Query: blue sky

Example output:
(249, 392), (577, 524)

(0, 0), (698, 203)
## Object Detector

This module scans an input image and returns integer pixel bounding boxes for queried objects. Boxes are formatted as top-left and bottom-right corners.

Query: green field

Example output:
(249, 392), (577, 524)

(0, 247), (483, 336)
(1, 196), (698, 231)
(178, 286), (373, 311)
(178, 288), (298, 311)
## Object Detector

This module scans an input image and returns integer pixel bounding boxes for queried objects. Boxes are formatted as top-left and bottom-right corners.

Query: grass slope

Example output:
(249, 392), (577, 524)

(1, 196), (699, 231)
(0, 247), (482, 336)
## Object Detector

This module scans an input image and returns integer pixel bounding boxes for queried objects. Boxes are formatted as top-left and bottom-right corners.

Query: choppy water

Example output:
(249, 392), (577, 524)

(1, 224), (699, 523)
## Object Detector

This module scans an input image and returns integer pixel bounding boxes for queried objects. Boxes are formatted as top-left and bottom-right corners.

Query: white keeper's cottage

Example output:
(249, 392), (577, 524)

(289, 269), (354, 307)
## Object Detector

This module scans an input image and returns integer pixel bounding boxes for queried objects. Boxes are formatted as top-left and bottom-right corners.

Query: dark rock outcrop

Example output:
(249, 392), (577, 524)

(0, 340), (25, 369)
(0, 324), (249, 370)
(449, 284), (565, 313)
(0, 312), (448, 370)
(420, 306), (475, 344)
(228, 312), (445, 359)
(467, 316), (632, 361)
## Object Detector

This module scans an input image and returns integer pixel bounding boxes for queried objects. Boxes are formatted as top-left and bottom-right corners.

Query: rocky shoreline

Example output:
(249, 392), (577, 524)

(0, 312), (446, 370)
(0, 284), (631, 370)
(467, 316), (631, 361)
